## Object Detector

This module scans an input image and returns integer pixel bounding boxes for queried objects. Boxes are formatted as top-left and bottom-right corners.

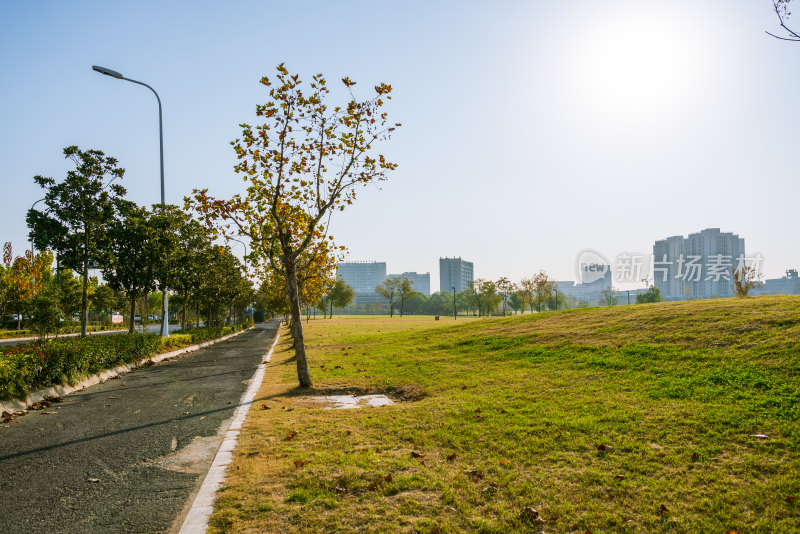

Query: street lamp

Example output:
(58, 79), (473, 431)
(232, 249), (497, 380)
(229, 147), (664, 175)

(93, 65), (169, 337)
(451, 286), (457, 320)
(28, 198), (45, 292)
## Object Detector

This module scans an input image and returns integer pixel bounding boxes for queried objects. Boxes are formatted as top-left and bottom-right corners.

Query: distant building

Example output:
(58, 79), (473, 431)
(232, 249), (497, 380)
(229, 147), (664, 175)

(653, 228), (745, 300)
(337, 261), (386, 307)
(389, 271), (431, 296)
(556, 264), (613, 305)
(753, 269), (800, 296)
(439, 257), (473, 293)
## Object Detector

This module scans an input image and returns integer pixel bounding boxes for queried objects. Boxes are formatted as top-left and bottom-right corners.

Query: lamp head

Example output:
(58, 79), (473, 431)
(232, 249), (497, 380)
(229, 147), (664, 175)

(92, 65), (124, 79)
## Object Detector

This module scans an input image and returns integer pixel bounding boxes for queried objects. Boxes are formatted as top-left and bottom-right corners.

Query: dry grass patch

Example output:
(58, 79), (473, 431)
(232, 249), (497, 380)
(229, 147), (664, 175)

(210, 298), (800, 533)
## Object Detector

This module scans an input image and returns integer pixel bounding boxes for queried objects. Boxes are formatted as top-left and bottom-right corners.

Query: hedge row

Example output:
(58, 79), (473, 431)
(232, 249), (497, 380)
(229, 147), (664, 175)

(0, 322), (253, 401)
(0, 325), (123, 340)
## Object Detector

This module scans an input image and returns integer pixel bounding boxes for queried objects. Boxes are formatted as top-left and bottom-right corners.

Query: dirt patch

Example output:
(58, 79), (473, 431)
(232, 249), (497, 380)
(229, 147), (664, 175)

(307, 394), (395, 409)
(285, 384), (426, 403)
(145, 435), (222, 474)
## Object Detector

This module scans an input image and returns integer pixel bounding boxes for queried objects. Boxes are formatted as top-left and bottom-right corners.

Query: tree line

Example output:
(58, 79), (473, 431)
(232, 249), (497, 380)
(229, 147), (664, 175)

(5, 146), (254, 338)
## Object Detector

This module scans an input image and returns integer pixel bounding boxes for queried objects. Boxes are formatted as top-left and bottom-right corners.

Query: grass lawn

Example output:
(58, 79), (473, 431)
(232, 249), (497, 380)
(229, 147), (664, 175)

(210, 297), (800, 533)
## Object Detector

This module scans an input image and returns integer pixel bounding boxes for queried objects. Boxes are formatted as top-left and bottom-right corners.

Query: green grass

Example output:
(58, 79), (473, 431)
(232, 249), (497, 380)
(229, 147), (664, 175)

(211, 297), (800, 533)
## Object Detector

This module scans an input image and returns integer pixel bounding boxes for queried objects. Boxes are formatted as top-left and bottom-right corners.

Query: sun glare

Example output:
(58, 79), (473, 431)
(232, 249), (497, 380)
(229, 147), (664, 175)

(564, 5), (706, 128)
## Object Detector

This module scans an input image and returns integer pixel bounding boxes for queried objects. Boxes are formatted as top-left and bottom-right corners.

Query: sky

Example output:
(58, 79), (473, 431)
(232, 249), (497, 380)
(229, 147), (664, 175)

(1, 0), (798, 292)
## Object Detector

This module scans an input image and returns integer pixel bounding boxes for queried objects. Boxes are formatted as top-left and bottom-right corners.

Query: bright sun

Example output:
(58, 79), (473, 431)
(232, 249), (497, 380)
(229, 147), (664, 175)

(564, 4), (706, 128)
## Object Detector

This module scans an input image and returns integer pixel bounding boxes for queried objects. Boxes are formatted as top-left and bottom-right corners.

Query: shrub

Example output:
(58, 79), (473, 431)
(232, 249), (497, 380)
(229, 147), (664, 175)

(0, 323), (252, 401)
(0, 334), (161, 400)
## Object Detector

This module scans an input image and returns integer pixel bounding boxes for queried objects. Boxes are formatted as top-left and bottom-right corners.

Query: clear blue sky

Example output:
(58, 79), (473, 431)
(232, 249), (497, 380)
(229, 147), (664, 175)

(1, 0), (798, 291)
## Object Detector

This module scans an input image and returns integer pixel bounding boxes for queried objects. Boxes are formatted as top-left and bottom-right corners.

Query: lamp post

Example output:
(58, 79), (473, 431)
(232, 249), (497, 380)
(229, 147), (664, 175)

(451, 286), (457, 320)
(93, 65), (169, 337)
(28, 198), (45, 293)
(226, 236), (248, 270)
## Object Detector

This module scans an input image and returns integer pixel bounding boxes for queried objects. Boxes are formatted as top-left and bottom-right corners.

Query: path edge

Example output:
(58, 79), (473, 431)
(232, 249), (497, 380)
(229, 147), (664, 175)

(0, 326), (255, 414)
(178, 330), (281, 533)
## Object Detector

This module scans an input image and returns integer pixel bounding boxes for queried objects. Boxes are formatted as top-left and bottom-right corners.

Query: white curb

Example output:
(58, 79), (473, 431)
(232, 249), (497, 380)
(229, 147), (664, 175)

(0, 327), (254, 414)
(179, 332), (280, 534)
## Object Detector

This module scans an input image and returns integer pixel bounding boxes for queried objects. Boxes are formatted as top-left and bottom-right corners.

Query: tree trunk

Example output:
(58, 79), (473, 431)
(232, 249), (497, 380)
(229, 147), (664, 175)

(129, 296), (136, 334)
(181, 292), (187, 331)
(285, 261), (312, 388)
(329, 301), (333, 319)
(160, 289), (168, 334)
(81, 254), (89, 338)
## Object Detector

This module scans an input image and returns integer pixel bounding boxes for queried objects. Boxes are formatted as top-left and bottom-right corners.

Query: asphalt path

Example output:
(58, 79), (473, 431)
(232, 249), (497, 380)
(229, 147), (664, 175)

(0, 320), (279, 534)
(0, 324), (183, 348)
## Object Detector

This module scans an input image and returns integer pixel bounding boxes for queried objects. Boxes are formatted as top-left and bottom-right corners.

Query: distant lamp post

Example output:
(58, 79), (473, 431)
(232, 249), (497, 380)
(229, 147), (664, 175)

(29, 198), (45, 292)
(226, 236), (248, 270)
(451, 286), (457, 320)
(93, 65), (169, 337)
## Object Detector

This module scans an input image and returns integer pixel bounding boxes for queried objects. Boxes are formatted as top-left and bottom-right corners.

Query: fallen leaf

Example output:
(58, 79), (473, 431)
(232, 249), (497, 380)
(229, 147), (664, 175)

(88, 478), (100, 483)
(500, 459), (510, 466)
(248, 451), (260, 457)
(446, 453), (457, 461)
(614, 474), (626, 480)
(520, 506), (539, 521)
(658, 504), (668, 516)
(411, 451), (425, 458)
(262, 404), (270, 410)
(293, 459), (305, 468)
(334, 485), (348, 494)
(461, 385), (467, 390)
(786, 495), (797, 504)
(691, 452), (700, 461)
(465, 469), (484, 481)
(108, 396), (118, 400)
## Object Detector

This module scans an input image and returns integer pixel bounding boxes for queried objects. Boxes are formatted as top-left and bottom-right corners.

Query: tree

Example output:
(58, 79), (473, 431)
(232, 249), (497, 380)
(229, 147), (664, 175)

(731, 266), (762, 297)
(636, 286), (662, 304)
(767, 0), (800, 41)
(519, 276), (536, 313)
(103, 203), (159, 333)
(28, 146), (126, 337)
(28, 283), (62, 340)
(472, 279), (500, 316)
(599, 287), (619, 306)
(523, 272), (556, 312)
(392, 276), (418, 317)
(508, 291), (526, 314)
(376, 278), (399, 317)
(496, 277), (516, 316)
(170, 216), (213, 331)
(190, 64), (399, 388)
(327, 279), (355, 317)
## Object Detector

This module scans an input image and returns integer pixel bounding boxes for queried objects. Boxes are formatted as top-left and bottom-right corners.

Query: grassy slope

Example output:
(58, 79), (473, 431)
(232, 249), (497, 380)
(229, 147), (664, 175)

(211, 297), (800, 533)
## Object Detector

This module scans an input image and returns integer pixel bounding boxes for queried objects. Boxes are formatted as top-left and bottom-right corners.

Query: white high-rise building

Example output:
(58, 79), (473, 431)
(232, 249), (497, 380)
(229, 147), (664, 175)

(653, 228), (745, 300)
